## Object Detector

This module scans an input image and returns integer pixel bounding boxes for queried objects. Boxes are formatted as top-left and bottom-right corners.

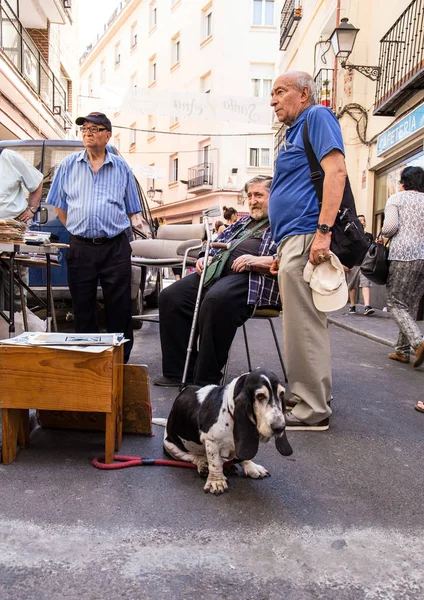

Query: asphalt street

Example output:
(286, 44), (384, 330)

(0, 305), (423, 599)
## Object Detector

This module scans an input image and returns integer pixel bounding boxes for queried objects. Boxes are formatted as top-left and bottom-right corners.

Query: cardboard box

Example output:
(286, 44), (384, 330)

(38, 364), (152, 436)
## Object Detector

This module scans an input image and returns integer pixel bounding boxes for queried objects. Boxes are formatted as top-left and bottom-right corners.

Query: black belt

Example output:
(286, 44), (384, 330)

(70, 231), (125, 245)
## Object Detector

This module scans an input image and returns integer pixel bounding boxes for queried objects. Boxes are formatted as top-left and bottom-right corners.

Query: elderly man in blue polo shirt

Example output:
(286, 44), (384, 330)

(47, 112), (141, 362)
(269, 72), (348, 431)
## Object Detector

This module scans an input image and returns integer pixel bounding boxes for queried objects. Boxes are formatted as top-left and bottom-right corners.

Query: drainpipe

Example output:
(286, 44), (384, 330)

(334, 0), (341, 109)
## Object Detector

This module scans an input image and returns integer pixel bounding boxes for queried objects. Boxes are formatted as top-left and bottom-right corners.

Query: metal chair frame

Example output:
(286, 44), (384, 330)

(222, 308), (288, 385)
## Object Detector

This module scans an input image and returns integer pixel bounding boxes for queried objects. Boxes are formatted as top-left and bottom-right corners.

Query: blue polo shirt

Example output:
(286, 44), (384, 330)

(46, 149), (141, 238)
(269, 105), (345, 245)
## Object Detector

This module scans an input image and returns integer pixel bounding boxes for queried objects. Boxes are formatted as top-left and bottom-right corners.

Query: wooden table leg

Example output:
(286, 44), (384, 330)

(2, 408), (28, 464)
(18, 409), (30, 448)
(105, 403), (117, 464)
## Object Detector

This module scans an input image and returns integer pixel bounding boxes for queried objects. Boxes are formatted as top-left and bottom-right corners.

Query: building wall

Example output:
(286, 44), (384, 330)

(79, 0), (283, 223)
(0, 0), (79, 140)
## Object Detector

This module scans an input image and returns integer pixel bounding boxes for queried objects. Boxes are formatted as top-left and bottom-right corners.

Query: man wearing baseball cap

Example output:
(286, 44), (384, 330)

(46, 112), (141, 362)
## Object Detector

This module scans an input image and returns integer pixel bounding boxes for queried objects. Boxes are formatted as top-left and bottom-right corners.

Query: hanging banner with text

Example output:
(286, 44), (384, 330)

(81, 85), (272, 126)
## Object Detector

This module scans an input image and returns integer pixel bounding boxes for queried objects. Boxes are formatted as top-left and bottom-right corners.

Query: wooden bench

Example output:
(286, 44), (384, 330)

(0, 344), (124, 464)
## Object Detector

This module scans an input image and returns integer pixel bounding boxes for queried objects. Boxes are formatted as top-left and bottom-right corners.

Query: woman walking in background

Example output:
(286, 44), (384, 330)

(381, 166), (424, 377)
(217, 206), (239, 234)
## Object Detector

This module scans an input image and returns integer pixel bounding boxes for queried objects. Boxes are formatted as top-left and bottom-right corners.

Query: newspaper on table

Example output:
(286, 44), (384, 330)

(0, 218), (27, 242)
(0, 332), (128, 353)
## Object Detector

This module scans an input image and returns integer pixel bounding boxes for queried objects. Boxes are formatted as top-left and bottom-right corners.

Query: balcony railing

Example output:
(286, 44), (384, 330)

(374, 0), (424, 116)
(187, 162), (214, 191)
(314, 69), (335, 112)
(280, 0), (302, 51)
(0, 0), (68, 129)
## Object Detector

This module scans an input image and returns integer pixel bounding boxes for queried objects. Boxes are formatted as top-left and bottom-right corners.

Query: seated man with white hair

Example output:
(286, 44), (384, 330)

(154, 175), (280, 388)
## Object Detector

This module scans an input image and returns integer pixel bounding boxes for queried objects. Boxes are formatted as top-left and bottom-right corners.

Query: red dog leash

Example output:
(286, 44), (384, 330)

(92, 455), (235, 471)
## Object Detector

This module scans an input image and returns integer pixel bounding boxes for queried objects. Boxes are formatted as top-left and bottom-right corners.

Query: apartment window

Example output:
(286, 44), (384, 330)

(201, 72), (211, 94)
(200, 143), (210, 164)
(129, 123), (136, 150)
(149, 56), (157, 84)
(114, 43), (120, 67)
(172, 37), (180, 66)
(253, 0), (274, 26)
(249, 147), (271, 168)
(100, 59), (106, 84)
(170, 154), (179, 183)
(203, 8), (212, 38)
(250, 63), (274, 97)
(251, 78), (272, 97)
(130, 22), (138, 48)
(114, 135), (120, 151)
(149, 1), (157, 29)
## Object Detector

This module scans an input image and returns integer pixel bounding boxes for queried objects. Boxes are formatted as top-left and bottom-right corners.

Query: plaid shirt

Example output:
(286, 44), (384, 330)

(207, 216), (280, 308)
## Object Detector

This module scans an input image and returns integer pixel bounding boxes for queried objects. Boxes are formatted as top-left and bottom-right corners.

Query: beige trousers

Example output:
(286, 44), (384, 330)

(277, 234), (332, 424)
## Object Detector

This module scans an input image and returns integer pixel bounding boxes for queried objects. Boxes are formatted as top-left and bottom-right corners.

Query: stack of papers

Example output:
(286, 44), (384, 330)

(0, 332), (127, 353)
(24, 231), (51, 244)
(0, 219), (27, 242)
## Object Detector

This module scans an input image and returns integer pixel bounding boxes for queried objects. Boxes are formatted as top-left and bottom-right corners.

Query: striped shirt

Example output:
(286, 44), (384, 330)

(208, 216), (280, 308)
(46, 149), (141, 238)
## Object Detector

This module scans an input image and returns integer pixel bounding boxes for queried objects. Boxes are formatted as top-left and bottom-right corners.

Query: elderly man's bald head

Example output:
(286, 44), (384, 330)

(270, 71), (317, 126)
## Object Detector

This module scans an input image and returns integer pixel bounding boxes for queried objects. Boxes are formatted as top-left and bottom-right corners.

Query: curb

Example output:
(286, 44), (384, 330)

(327, 317), (394, 348)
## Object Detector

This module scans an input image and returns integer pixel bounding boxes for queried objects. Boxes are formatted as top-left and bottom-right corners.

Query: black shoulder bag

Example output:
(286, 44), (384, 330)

(302, 119), (371, 268)
(360, 232), (390, 285)
(203, 218), (268, 287)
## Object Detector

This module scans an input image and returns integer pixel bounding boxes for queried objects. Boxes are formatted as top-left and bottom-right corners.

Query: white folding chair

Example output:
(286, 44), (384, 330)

(131, 223), (206, 324)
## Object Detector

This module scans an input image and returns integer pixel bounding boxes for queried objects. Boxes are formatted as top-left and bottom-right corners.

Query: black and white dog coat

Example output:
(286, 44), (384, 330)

(164, 368), (293, 494)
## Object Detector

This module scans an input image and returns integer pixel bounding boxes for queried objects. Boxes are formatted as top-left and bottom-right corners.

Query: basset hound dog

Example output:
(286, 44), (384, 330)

(164, 368), (293, 495)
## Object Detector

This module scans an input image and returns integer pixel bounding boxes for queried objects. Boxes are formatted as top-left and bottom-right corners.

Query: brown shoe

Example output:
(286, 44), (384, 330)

(388, 352), (410, 364)
(412, 342), (424, 368)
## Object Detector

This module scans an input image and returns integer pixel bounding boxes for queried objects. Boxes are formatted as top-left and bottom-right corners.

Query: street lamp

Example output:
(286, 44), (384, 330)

(147, 187), (156, 201)
(329, 18), (381, 81)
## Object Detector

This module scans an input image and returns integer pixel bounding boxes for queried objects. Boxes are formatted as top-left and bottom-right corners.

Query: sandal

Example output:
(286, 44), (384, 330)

(415, 401), (424, 414)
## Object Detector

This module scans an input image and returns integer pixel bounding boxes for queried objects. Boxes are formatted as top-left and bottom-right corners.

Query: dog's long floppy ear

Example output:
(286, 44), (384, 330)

(275, 431), (293, 456)
(233, 389), (260, 461)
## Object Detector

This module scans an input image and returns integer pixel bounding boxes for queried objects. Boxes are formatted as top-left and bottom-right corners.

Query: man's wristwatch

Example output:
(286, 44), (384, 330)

(28, 206), (38, 214)
(317, 223), (332, 234)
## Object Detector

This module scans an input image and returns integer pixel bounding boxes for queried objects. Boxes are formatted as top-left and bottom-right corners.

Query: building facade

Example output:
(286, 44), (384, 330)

(79, 0), (283, 224)
(0, 0), (80, 141)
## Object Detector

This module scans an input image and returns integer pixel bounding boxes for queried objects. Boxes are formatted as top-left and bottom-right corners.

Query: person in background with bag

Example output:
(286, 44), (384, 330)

(153, 175), (280, 387)
(347, 215), (375, 316)
(381, 166), (424, 373)
(269, 71), (348, 431)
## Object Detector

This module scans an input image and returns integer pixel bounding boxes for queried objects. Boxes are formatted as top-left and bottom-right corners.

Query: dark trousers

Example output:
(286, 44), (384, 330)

(66, 233), (133, 362)
(159, 272), (254, 386)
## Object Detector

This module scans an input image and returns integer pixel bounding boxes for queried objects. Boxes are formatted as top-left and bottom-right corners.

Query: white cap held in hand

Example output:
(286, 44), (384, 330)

(303, 252), (348, 313)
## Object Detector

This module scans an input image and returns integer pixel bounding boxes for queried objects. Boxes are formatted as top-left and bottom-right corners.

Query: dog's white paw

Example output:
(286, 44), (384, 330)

(204, 476), (228, 495)
(241, 461), (270, 479)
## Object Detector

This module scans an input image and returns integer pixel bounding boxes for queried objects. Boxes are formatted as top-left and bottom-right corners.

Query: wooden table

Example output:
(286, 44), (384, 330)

(0, 344), (124, 464)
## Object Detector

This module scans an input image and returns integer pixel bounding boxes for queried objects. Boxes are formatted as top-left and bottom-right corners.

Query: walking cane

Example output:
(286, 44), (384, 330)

(180, 206), (222, 390)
